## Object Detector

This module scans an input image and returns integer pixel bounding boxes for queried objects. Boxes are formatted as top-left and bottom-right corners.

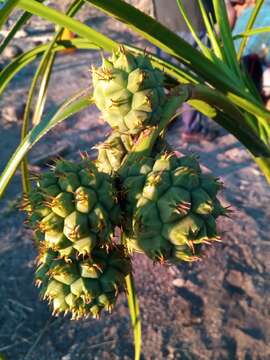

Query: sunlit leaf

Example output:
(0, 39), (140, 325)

(0, 89), (94, 198)
(237, 0), (264, 60)
(20, 0), (85, 194)
(18, 0), (117, 50)
(0, 39), (99, 96)
(125, 273), (141, 360)
(0, 0), (20, 29)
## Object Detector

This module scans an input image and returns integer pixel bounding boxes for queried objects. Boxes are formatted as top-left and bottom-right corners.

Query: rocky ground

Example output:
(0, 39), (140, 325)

(0, 3), (269, 360)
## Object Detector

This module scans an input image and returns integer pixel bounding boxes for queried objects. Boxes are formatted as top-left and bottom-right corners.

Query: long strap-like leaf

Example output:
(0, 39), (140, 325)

(213, 0), (241, 77)
(0, 0), (20, 29)
(0, 89), (94, 198)
(20, 53), (56, 193)
(0, 39), (99, 96)
(18, 0), (117, 51)
(175, 0), (211, 59)
(237, 0), (264, 60)
(85, 0), (270, 122)
(0, 0), (46, 54)
(85, 0), (240, 91)
(197, 0), (223, 60)
(234, 26), (270, 40)
(20, 0), (85, 194)
(0, 12), (32, 54)
(125, 273), (141, 360)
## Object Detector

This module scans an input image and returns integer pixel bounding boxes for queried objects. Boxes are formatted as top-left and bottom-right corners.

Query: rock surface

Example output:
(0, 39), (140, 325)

(126, 0), (153, 14)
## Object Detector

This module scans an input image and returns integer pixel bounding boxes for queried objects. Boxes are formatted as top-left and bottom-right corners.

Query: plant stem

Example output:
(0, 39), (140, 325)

(124, 84), (270, 183)
(124, 91), (188, 166)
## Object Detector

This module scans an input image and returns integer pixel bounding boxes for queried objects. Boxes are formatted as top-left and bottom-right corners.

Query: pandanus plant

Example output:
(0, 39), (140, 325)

(0, 1), (269, 359)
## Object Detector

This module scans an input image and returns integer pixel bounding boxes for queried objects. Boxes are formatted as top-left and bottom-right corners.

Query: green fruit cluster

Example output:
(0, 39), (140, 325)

(36, 245), (131, 319)
(25, 158), (119, 254)
(23, 158), (131, 319)
(92, 47), (166, 134)
(23, 47), (228, 321)
(119, 153), (226, 262)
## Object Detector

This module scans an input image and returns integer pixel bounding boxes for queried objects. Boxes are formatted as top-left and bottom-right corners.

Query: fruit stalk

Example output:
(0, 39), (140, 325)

(122, 91), (188, 166)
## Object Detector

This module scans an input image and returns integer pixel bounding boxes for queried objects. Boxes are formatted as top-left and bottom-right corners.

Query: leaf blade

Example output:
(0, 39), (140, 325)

(197, 0), (223, 60)
(0, 0), (20, 29)
(175, 0), (210, 58)
(125, 273), (141, 360)
(0, 89), (94, 198)
(212, 0), (241, 77)
(0, 38), (99, 97)
(18, 0), (117, 51)
(85, 0), (241, 91)
(233, 26), (270, 40)
(237, 0), (264, 60)
(20, 0), (86, 193)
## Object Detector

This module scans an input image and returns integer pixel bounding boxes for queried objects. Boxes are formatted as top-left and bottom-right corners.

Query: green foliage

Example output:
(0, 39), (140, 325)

(1, 1), (270, 359)
(0, 89), (94, 197)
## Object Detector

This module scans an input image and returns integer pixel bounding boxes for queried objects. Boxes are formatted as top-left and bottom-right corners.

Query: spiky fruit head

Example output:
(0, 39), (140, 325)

(119, 153), (226, 263)
(23, 158), (120, 258)
(96, 130), (173, 175)
(36, 245), (131, 319)
(96, 131), (133, 174)
(92, 47), (166, 134)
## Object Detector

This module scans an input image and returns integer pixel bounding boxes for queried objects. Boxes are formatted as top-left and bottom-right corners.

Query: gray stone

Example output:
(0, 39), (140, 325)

(3, 45), (23, 59)
(126, 0), (153, 15)
(1, 103), (26, 123)
(172, 278), (185, 287)
(226, 269), (244, 289)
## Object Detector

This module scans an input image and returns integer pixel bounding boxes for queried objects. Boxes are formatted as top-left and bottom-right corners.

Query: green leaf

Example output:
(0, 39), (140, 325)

(186, 84), (270, 157)
(125, 273), (141, 360)
(254, 157), (270, 183)
(184, 85), (270, 181)
(188, 99), (217, 118)
(237, 0), (264, 60)
(197, 0), (223, 60)
(0, 38), (99, 97)
(18, 0), (117, 51)
(85, 0), (241, 92)
(175, 0), (211, 59)
(227, 91), (270, 129)
(20, 0), (85, 194)
(32, 54), (56, 126)
(20, 53), (56, 193)
(212, 0), (241, 77)
(0, 0), (20, 29)
(85, 0), (269, 119)
(126, 45), (201, 84)
(0, 89), (94, 198)
(0, 0), (46, 54)
(0, 12), (32, 54)
(233, 26), (270, 40)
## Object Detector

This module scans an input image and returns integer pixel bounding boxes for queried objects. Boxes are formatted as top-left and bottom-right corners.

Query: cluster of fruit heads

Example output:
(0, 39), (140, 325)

(22, 47), (228, 320)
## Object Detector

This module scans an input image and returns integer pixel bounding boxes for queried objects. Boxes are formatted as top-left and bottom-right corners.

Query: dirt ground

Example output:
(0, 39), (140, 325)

(0, 4), (270, 360)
